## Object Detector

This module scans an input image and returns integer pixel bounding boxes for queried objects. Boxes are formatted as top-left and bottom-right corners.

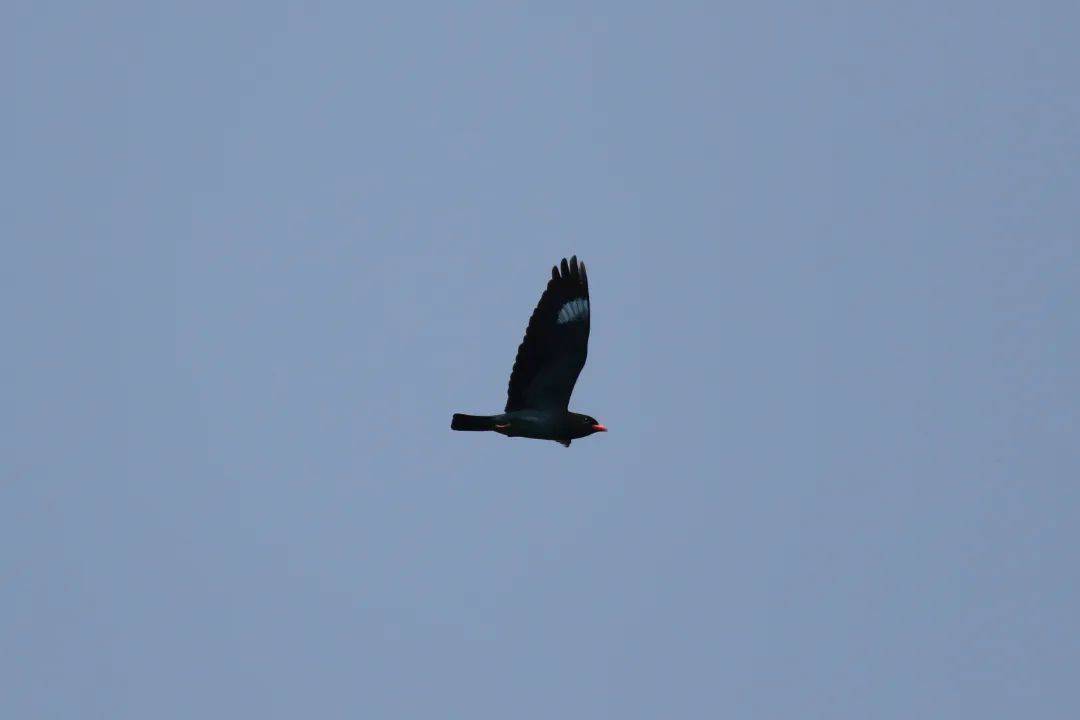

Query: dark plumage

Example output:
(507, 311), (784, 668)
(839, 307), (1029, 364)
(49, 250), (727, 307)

(451, 255), (606, 447)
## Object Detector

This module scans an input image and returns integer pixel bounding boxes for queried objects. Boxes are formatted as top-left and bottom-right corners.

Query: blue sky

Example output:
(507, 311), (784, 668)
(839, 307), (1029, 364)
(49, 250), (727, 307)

(4, 2), (1079, 717)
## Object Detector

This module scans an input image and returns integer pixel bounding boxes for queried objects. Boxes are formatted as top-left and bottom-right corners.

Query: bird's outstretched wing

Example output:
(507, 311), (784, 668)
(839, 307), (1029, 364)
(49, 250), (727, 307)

(506, 256), (590, 412)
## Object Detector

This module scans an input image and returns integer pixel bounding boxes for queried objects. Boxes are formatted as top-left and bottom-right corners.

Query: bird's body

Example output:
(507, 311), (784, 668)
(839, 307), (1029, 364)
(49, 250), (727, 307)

(451, 256), (606, 447)
(451, 409), (601, 447)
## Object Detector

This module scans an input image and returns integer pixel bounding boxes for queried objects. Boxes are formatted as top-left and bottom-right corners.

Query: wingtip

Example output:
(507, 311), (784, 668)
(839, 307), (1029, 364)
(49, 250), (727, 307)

(554, 255), (587, 287)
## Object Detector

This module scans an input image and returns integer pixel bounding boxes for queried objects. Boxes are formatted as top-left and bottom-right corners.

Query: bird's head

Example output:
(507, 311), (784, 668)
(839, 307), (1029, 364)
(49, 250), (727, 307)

(576, 414), (608, 437)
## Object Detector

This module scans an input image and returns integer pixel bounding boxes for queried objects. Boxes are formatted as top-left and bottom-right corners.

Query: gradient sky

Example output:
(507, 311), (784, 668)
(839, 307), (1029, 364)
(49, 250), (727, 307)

(4, 2), (1079, 717)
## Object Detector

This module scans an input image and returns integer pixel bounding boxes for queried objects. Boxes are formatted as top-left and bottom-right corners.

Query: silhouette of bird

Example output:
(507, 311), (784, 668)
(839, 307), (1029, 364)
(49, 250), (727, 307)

(451, 256), (606, 447)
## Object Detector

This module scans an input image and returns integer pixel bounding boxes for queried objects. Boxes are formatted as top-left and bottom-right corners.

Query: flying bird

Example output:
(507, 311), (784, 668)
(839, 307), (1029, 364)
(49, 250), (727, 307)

(451, 255), (607, 447)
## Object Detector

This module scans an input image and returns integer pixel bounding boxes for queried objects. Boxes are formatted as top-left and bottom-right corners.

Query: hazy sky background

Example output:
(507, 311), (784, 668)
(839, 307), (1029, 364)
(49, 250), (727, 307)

(4, 2), (1079, 717)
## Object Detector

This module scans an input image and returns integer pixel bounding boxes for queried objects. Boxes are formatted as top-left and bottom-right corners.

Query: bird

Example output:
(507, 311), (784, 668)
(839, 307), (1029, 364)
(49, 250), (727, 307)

(451, 255), (607, 447)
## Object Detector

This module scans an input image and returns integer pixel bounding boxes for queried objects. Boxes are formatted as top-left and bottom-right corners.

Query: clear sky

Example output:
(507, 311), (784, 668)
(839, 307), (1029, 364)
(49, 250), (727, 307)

(4, 2), (1079, 717)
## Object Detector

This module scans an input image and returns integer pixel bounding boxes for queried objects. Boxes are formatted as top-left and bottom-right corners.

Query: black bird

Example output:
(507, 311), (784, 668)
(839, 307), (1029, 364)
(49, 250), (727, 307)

(451, 256), (607, 447)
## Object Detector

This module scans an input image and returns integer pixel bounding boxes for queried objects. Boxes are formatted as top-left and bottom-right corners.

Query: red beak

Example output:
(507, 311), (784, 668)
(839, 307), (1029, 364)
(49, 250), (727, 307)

(592, 424), (608, 432)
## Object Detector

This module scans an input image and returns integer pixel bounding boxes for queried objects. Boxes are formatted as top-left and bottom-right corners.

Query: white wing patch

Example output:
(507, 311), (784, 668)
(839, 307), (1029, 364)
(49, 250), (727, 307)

(556, 298), (589, 325)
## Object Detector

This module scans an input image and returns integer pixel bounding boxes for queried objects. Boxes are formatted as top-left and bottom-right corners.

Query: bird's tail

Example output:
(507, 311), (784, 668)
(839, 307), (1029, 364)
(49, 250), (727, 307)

(451, 413), (497, 431)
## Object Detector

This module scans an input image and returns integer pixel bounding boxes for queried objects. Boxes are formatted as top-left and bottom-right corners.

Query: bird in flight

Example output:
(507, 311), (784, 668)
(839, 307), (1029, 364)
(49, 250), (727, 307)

(451, 255), (607, 447)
